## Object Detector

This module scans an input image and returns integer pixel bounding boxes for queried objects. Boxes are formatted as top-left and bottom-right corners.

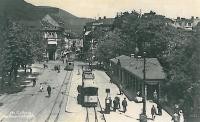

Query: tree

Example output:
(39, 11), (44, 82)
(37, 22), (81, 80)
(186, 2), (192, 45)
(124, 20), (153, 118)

(96, 30), (124, 64)
(2, 20), (34, 85)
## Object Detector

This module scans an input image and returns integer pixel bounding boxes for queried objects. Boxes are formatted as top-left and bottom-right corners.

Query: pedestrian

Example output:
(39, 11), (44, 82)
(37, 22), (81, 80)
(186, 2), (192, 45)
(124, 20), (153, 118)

(122, 98), (128, 113)
(172, 112), (179, 122)
(113, 99), (117, 112)
(109, 97), (112, 110)
(119, 84), (123, 95)
(57, 65), (60, 73)
(137, 91), (141, 97)
(151, 105), (156, 120)
(62, 58), (64, 63)
(32, 79), (36, 87)
(47, 85), (51, 97)
(174, 104), (179, 114)
(153, 90), (158, 103)
(179, 110), (184, 122)
(39, 83), (43, 92)
(115, 96), (120, 109)
(30, 68), (32, 74)
(157, 104), (162, 115)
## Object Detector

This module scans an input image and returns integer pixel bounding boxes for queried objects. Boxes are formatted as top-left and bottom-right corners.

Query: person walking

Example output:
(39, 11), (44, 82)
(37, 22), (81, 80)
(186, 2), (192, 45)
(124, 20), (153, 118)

(151, 105), (156, 120)
(157, 104), (162, 115)
(39, 83), (43, 92)
(47, 85), (51, 97)
(32, 79), (36, 87)
(113, 98), (117, 112)
(153, 90), (158, 103)
(179, 110), (184, 122)
(115, 96), (120, 109)
(172, 112), (179, 122)
(122, 98), (128, 113)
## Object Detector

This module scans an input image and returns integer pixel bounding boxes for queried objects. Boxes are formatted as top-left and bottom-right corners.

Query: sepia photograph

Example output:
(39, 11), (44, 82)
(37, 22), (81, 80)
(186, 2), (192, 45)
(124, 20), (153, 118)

(0, 0), (200, 122)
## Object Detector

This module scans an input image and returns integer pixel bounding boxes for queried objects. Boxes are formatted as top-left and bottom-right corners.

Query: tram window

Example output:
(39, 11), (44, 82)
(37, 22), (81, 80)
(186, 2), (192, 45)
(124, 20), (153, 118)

(84, 87), (98, 95)
(83, 73), (94, 79)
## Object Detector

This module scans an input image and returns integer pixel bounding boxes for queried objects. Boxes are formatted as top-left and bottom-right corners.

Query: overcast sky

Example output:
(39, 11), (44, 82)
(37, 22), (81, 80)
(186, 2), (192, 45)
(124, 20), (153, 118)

(25, 0), (200, 19)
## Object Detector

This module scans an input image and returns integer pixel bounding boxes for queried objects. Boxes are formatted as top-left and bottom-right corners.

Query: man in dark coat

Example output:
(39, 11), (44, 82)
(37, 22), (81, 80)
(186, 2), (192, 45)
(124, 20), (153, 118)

(113, 99), (117, 112)
(151, 105), (156, 120)
(47, 85), (51, 97)
(122, 98), (128, 113)
(32, 79), (36, 87)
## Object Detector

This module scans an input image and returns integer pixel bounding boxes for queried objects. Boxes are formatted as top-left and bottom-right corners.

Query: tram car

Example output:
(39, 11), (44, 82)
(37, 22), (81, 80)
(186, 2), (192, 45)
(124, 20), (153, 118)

(64, 59), (74, 71)
(82, 71), (95, 84)
(81, 80), (98, 107)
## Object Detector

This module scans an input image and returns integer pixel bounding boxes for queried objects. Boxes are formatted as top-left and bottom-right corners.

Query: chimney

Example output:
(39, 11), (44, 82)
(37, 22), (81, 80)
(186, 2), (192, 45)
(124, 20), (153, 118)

(103, 16), (106, 19)
(99, 17), (101, 20)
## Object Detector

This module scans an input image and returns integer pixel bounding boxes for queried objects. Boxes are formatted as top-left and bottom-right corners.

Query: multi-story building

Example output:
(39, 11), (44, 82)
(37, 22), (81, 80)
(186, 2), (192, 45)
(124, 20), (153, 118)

(41, 14), (64, 60)
(83, 17), (114, 60)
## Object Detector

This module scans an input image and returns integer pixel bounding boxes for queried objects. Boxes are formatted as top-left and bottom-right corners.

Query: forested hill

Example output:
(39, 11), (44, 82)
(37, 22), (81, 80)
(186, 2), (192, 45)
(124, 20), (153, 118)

(0, 0), (93, 34)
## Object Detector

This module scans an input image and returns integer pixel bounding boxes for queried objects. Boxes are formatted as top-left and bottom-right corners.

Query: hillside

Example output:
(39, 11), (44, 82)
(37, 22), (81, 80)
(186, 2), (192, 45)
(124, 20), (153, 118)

(0, 0), (93, 34)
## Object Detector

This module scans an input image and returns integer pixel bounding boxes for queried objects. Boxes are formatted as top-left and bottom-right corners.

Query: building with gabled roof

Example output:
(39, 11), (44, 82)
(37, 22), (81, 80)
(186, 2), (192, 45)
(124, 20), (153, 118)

(41, 14), (64, 60)
(109, 55), (165, 100)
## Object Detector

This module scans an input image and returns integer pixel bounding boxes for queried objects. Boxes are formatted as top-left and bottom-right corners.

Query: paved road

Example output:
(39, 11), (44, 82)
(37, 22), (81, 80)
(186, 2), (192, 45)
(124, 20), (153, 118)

(0, 61), (171, 122)
(0, 61), (72, 122)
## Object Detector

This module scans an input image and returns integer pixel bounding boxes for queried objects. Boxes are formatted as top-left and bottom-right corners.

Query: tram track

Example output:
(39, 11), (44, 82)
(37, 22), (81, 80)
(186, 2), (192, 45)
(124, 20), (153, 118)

(85, 107), (98, 122)
(85, 98), (106, 122)
(45, 71), (72, 122)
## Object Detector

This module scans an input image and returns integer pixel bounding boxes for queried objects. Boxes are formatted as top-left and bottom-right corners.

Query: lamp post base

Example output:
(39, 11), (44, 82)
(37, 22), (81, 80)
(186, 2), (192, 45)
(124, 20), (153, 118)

(140, 113), (147, 122)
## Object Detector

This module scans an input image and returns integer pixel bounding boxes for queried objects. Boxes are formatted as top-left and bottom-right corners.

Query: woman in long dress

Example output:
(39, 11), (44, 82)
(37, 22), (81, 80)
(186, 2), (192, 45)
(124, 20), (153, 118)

(179, 110), (184, 122)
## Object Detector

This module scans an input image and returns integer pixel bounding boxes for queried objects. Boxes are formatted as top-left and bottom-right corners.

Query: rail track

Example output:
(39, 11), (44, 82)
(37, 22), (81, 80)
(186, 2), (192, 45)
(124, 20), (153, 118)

(45, 71), (72, 122)
(85, 98), (106, 122)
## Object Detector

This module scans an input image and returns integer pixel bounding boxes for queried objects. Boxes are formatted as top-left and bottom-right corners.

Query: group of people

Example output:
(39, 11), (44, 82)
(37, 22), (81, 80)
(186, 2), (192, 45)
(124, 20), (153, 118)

(39, 83), (52, 97)
(32, 79), (52, 97)
(108, 97), (128, 113)
(172, 105), (184, 122)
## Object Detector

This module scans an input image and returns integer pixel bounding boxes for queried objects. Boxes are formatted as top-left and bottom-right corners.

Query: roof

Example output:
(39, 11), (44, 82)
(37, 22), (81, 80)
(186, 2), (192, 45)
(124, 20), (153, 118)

(110, 55), (165, 80)
(42, 14), (60, 27)
(83, 80), (97, 88)
(86, 18), (114, 27)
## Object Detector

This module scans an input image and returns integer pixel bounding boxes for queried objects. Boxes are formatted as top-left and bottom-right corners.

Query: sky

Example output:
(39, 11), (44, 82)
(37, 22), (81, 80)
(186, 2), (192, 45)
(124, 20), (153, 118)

(25, 0), (200, 19)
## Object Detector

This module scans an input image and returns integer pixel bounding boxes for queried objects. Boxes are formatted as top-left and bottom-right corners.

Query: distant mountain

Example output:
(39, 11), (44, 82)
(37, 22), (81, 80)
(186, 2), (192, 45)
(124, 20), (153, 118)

(0, 0), (93, 35)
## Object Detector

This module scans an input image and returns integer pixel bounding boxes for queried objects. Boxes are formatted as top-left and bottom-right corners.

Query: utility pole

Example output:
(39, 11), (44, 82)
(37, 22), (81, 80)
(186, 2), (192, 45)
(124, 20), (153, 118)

(140, 42), (147, 122)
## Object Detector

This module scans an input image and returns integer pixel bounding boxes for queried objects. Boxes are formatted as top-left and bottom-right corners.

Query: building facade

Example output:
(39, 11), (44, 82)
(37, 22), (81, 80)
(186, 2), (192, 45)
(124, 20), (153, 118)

(41, 14), (64, 60)
(83, 17), (114, 60)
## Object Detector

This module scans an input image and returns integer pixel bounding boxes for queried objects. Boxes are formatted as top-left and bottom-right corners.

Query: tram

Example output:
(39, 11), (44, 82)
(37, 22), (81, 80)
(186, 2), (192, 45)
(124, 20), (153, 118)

(64, 59), (74, 71)
(77, 68), (98, 107)
(81, 80), (98, 107)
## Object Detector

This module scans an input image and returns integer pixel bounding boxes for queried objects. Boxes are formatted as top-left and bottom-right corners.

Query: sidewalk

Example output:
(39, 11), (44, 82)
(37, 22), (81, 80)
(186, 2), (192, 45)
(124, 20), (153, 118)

(93, 70), (172, 122)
